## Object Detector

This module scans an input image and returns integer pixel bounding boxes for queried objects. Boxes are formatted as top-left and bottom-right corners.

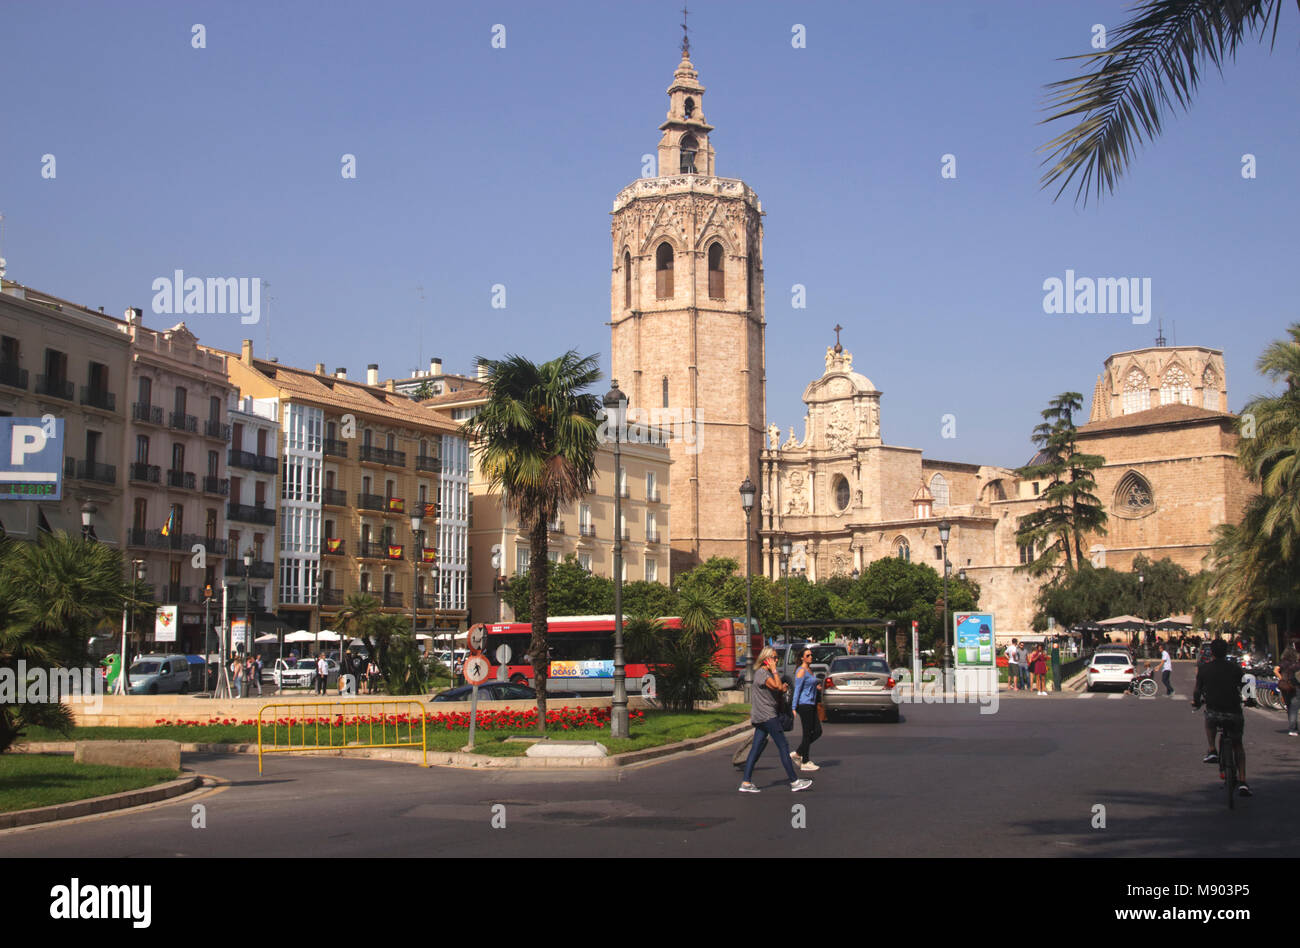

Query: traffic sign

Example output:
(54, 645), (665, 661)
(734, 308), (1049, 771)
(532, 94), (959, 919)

(494, 644), (512, 665)
(1, 417), (63, 500)
(463, 655), (490, 685)
(468, 625), (486, 651)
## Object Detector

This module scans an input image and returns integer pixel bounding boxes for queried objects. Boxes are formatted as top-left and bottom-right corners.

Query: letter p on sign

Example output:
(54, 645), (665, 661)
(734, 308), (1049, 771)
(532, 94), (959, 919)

(11, 425), (45, 465)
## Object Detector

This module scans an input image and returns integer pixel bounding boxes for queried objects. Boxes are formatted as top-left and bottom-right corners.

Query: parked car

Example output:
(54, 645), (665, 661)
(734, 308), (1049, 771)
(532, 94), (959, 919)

(275, 657), (339, 689)
(430, 682), (581, 702)
(822, 655), (899, 722)
(126, 654), (192, 695)
(1085, 652), (1137, 691)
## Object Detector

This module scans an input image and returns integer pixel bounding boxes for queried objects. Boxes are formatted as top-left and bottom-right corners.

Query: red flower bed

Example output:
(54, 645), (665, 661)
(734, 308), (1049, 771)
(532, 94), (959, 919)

(149, 707), (647, 731)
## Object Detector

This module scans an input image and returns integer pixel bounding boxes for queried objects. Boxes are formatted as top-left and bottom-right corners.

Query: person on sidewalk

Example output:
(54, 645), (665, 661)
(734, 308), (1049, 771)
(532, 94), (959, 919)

(790, 647), (822, 771)
(740, 647), (812, 793)
(1158, 640), (1174, 695)
(1018, 643), (1031, 692)
(1030, 644), (1048, 695)
(315, 653), (328, 695)
(231, 656), (243, 698)
(1275, 645), (1299, 737)
(1005, 640), (1020, 691)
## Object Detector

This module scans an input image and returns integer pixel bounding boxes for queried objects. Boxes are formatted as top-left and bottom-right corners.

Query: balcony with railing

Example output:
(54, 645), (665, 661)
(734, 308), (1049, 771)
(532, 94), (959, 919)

(357, 493), (390, 512)
(224, 559), (275, 579)
(382, 591), (404, 608)
(323, 438), (348, 458)
(132, 402), (164, 425)
(129, 462), (161, 484)
(357, 540), (388, 559)
(618, 486), (631, 499)
(225, 588), (266, 612)
(65, 458), (117, 485)
(621, 528), (631, 540)
(646, 531), (661, 544)
(35, 375), (74, 401)
(323, 487), (348, 507)
(79, 386), (116, 412)
(227, 502), (276, 526)
(0, 361), (27, 390)
(413, 593), (435, 610)
(322, 539), (345, 556)
(358, 445), (406, 467)
(547, 521), (565, 534)
(415, 454), (441, 473)
(204, 418), (231, 440)
(647, 490), (661, 503)
(579, 523), (596, 537)
(228, 449), (277, 474)
(203, 475), (229, 496)
(162, 584), (194, 604)
(320, 588), (345, 607)
(167, 469), (197, 491)
(168, 411), (197, 433)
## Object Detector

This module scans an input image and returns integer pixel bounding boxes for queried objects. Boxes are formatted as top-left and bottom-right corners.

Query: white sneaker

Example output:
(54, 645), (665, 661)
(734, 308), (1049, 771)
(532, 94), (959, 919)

(790, 778), (813, 792)
(789, 751), (800, 762)
(800, 761), (820, 772)
(738, 782), (760, 793)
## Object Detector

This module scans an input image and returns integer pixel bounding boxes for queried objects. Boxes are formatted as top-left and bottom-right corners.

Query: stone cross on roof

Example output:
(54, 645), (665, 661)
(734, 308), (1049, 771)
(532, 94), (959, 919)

(833, 324), (843, 352)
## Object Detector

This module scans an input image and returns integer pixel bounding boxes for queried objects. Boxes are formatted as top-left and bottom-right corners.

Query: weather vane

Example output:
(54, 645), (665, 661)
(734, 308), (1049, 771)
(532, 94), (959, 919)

(681, 3), (690, 58)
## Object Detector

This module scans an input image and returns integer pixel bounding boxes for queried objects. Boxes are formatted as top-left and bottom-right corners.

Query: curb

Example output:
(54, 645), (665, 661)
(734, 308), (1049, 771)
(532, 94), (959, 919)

(0, 773), (205, 830)
(16, 722), (755, 771)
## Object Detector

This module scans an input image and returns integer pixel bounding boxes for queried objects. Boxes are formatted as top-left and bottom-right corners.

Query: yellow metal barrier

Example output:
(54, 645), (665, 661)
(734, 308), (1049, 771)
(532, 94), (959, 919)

(256, 701), (428, 773)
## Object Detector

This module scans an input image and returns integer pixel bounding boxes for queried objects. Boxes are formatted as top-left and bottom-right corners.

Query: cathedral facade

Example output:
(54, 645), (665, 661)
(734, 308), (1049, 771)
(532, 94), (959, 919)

(759, 340), (1252, 640)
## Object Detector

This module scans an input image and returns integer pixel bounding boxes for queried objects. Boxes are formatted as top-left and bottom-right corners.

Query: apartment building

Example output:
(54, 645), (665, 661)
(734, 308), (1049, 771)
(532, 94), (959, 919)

(224, 391), (280, 641)
(423, 379), (673, 624)
(0, 281), (130, 545)
(223, 344), (468, 635)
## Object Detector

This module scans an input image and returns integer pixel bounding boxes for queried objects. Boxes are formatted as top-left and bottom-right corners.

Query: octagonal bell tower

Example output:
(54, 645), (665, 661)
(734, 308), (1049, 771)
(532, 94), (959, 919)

(609, 44), (766, 575)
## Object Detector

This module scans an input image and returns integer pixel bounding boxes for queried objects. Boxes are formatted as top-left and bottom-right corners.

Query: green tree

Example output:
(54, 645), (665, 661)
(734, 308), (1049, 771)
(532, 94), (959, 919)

(462, 351), (602, 732)
(411, 380), (434, 400)
(0, 533), (137, 753)
(1015, 392), (1107, 577)
(1040, 0), (1292, 204)
(503, 556), (614, 621)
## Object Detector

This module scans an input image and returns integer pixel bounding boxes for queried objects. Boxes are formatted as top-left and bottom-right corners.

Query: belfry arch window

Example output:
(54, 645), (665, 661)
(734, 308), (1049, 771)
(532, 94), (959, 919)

(679, 134), (698, 174)
(708, 242), (724, 299)
(895, 537), (910, 562)
(1115, 471), (1155, 516)
(1161, 365), (1192, 406)
(1202, 368), (1220, 410)
(623, 250), (632, 308)
(1122, 368), (1150, 414)
(929, 473), (949, 508)
(684, 97), (695, 119)
(655, 242), (674, 298)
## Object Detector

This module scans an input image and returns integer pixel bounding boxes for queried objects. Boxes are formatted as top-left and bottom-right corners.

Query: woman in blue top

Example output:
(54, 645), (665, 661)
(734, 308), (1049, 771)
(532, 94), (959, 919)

(791, 648), (822, 770)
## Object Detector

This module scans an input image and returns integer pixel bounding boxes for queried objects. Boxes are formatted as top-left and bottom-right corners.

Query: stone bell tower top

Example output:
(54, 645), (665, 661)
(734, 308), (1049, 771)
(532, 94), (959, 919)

(657, 46), (716, 177)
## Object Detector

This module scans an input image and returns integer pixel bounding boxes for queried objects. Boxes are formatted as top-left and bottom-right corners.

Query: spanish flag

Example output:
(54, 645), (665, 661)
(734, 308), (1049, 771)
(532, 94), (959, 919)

(160, 508), (175, 537)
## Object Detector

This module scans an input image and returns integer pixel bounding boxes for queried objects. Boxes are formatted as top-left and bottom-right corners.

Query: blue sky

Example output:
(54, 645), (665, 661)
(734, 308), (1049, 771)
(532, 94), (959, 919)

(2, 0), (1296, 468)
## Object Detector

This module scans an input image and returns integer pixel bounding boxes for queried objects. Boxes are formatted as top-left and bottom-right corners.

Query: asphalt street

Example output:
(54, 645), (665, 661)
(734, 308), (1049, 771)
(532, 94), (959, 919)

(5, 663), (1298, 858)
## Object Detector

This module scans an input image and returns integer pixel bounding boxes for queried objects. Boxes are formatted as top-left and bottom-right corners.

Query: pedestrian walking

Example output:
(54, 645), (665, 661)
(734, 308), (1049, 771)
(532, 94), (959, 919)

(790, 647), (822, 771)
(231, 656), (243, 697)
(1275, 646), (1299, 737)
(315, 653), (328, 695)
(1018, 642), (1031, 691)
(739, 647), (812, 793)
(1158, 640), (1174, 695)
(1005, 639), (1020, 691)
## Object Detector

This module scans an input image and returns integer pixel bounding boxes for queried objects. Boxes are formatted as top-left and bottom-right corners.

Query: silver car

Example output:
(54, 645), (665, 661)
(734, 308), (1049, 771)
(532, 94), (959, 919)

(822, 655), (899, 722)
(126, 654), (192, 695)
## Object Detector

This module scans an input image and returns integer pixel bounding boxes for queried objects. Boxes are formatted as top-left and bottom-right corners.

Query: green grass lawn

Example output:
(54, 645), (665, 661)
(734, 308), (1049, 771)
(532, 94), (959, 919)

(21, 706), (752, 758)
(0, 755), (179, 813)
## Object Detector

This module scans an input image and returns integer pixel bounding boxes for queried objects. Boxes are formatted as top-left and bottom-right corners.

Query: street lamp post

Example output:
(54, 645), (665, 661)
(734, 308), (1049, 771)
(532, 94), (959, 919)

(604, 381), (629, 739)
(242, 549), (252, 698)
(740, 476), (756, 662)
(80, 501), (97, 541)
(939, 520), (951, 674)
(780, 535), (792, 623)
(410, 508), (424, 644)
(117, 559), (145, 695)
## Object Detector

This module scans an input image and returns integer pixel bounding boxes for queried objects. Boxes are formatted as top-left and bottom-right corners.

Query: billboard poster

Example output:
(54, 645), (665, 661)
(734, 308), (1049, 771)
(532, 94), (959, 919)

(231, 618), (248, 649)
(549, 660), (615, 679)
(154, 605), (178, 643)
(954, 612), (995, 667)
(0, 417), (64, 501)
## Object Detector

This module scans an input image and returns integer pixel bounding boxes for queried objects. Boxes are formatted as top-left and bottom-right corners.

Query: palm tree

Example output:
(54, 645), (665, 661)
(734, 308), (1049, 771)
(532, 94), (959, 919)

(461, 352), (602, 732)
(1040, 0), (1291, 204)
(1237, 323), (1300, 560)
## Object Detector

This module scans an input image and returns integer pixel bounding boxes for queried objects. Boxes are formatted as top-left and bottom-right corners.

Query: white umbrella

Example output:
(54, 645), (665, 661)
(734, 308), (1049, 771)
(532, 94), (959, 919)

(254, 632), (279, 643)
(284, 630), (317, 643)
(315, 630), (342, 642)
(415, 633), (433, 641)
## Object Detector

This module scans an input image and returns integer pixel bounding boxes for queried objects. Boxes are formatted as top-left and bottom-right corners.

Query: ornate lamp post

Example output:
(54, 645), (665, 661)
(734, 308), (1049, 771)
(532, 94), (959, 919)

(604, 380), (629, 739)
(80, 501), (97, 541)
(117, 558), (146, 695)
(410, 507), (424, 642)
(242, 548), (252, 696)
(780, 535), (792, 623)
(740, 477), (756, 654)
(938, 520), (951, 673)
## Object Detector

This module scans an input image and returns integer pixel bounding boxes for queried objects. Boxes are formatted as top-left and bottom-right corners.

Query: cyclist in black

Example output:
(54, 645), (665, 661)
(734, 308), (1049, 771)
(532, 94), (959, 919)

(1191, 637), (1251, 796)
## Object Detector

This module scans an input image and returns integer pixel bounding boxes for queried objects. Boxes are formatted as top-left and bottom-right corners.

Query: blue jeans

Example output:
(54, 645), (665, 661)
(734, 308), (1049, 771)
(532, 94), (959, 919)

(1287, 690), (1298, 733)
(1161, 669), (1172, 694)
(743, 717), (799, 784)
(1018, 665), (1030, 689)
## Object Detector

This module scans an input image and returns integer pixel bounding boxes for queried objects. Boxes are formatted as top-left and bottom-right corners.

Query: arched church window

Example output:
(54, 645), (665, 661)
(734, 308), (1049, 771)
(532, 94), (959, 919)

(895, 538), (910, 562)
(1115, 471), (1155, 515)
(833, 475), (850, 512)
(684, 97), (695, 119)
(1122, 368), (1150, 414)
(1160, 366), (1192, 406)
(929, 473), (949, 508)
(679, 134), (698, 174)
(623, 250), (632, 308)
(1202, 368), (1220, 411)
(708, 242), (724, 299)
(655, 242), (674, 298)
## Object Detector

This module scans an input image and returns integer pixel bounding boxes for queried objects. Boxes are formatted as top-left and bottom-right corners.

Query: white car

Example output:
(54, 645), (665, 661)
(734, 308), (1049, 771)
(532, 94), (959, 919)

(274, 657), (339, 689)
(1086, 652), (1136, 691)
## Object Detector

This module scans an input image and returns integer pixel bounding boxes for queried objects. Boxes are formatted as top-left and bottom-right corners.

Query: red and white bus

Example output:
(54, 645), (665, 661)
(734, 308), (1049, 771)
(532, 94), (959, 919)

(476, 615), (762, 694)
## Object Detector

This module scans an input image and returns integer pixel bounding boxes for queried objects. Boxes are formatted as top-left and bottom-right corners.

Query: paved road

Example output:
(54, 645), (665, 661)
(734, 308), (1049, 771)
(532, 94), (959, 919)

(5, 663), (1298, 857)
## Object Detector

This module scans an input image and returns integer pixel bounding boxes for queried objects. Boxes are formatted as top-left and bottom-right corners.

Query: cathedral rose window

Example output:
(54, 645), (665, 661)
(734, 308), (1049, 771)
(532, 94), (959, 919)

(1115, 471), (1154, 515)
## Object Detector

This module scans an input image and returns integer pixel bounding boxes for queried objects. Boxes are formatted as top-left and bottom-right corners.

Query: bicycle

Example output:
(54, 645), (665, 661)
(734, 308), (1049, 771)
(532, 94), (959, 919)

(1216, 718), (1238, 810)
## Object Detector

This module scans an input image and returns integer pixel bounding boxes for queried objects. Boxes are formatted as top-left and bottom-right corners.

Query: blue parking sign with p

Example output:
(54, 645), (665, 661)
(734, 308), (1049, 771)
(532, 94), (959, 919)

(1, 417), (64, 500)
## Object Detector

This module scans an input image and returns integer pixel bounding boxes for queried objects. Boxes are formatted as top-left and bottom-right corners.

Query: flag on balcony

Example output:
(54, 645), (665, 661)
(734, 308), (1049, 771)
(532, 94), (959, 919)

(423, 503), (437, 519)
(387, 497), (404, 512)
(160, 507), (175, 537)
(387, 544), (403, 559)
(325, 538), (342, 553)
(421, 548), (437, 563)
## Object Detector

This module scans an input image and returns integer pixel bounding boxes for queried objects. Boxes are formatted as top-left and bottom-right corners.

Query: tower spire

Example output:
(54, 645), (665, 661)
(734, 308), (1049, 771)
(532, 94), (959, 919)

(680, 3), (690, 59)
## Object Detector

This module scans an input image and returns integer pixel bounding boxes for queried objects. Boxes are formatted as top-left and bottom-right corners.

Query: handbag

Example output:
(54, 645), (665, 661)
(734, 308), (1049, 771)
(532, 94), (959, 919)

(777, 682), (795, 732)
